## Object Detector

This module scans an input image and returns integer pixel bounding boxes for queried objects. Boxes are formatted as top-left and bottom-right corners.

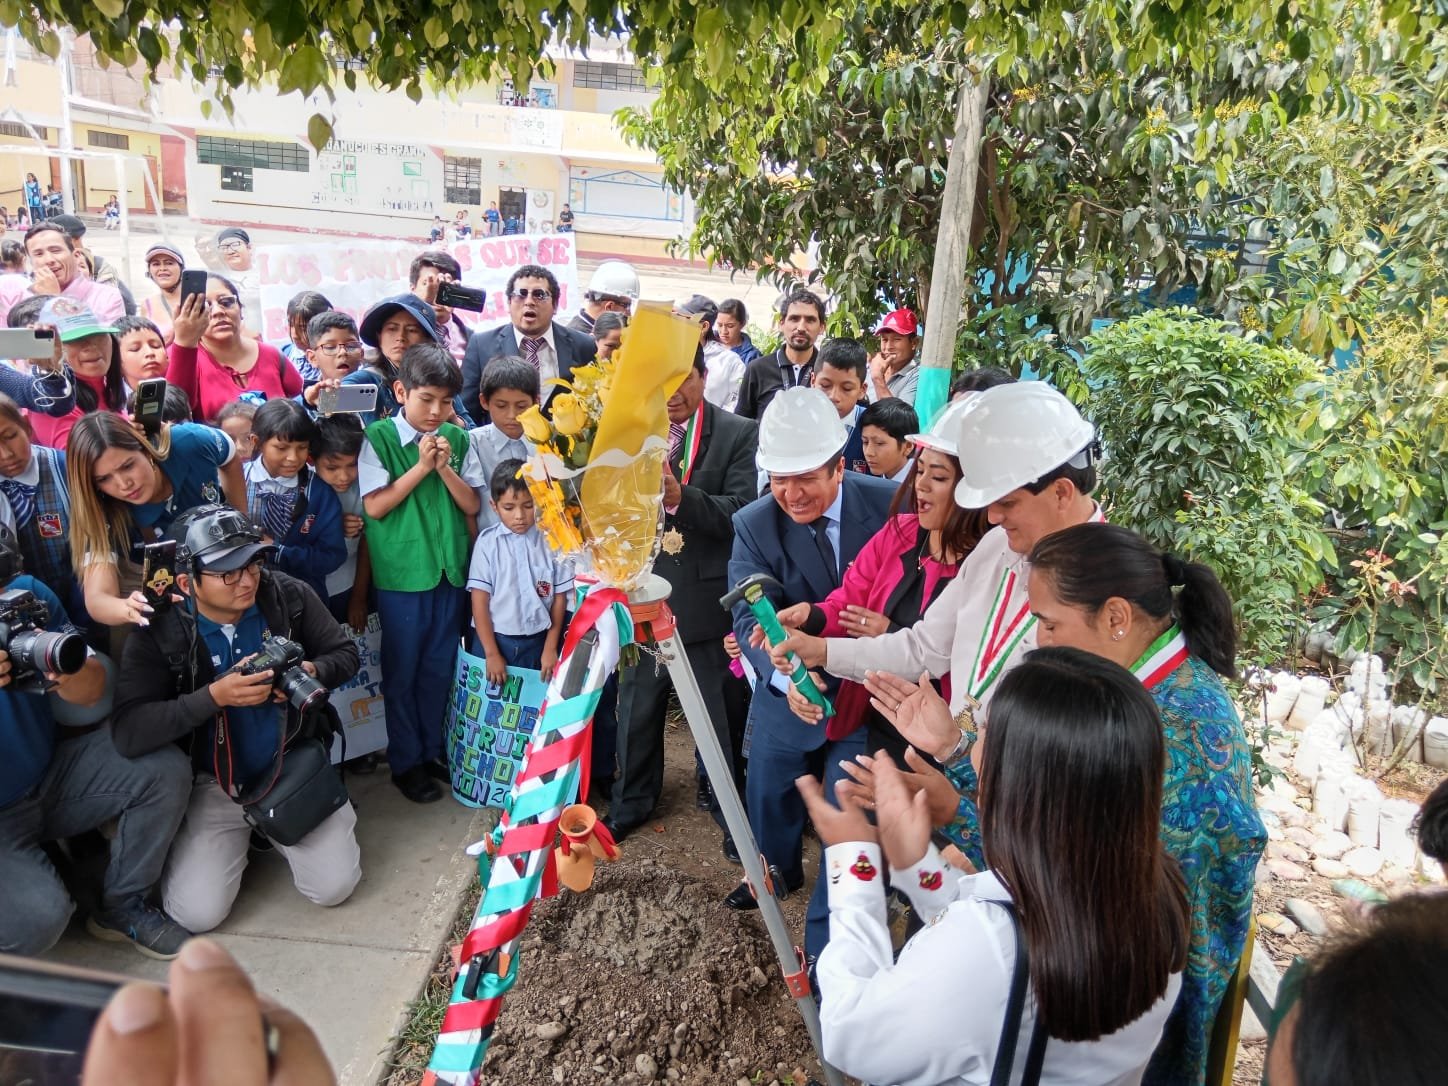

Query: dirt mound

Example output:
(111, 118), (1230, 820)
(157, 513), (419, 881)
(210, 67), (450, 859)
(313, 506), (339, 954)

(483, 858), (816, 1085)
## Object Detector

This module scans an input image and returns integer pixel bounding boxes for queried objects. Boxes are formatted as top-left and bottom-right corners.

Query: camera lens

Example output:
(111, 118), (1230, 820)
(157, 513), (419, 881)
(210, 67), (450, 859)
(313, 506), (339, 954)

(10, 628), (86, 676)
(278, 666), (328, 714)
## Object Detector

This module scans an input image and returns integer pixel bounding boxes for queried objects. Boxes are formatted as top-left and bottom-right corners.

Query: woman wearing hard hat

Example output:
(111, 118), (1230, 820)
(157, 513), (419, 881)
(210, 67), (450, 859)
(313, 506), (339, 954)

(770, 382), (1104, 865)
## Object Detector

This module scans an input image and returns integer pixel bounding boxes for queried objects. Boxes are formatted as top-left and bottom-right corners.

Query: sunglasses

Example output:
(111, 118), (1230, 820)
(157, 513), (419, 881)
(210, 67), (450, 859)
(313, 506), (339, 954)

(509, 288), (553, 302)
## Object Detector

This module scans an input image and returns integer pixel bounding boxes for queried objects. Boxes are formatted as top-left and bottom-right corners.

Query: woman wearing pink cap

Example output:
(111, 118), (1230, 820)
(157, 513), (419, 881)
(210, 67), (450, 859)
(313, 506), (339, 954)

(868, 307), (921, 406)
(138, 242), (185, 345)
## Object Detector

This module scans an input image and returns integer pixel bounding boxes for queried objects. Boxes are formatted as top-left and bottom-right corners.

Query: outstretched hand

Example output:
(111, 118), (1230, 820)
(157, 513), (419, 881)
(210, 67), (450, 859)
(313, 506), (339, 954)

(795, 774), (875, 847)
(863, 670), (957, 761)
(872, 758), (933, 871)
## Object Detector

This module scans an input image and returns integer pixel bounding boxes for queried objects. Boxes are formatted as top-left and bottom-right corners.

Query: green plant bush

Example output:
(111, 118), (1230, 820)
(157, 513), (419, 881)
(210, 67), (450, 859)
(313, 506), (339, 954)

(1081, 308), (1333, 664)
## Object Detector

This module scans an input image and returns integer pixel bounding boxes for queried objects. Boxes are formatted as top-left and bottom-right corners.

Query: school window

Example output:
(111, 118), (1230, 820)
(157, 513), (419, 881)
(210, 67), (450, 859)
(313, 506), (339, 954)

(196, 136), (309, 173)
(0, 121), (50, 141)
(444, 156), (482, 205)
(219, 166), (254, 192)
(571, 62), (648, 92)
(86, 130), (131, 151)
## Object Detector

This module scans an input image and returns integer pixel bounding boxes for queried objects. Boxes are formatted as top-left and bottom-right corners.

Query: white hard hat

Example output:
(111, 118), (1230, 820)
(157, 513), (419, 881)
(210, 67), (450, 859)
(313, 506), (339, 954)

(907, 397), (975, 458)
(945, 382), (1096, 508)
(756, 388), (849, 475)
(587, 260), (640, 302)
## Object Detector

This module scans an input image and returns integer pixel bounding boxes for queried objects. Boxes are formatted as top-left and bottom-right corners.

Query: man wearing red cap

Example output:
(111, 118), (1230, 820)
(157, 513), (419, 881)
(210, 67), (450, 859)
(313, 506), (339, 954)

(868, 308), (921, 406)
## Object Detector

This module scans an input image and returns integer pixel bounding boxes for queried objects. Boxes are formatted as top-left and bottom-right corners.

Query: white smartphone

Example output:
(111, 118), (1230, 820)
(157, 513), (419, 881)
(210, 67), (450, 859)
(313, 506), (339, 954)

(0, 328), (58, 360)
(317, 384), (379, 416)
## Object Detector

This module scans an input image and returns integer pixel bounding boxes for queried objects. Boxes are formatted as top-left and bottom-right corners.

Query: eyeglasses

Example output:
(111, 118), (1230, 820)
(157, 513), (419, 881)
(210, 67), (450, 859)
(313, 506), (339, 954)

(315, 342), (364, 355)
(211, 295), (240, 310)
(509, 288), (553, 302)
(202, 558), (264, 585)
(219, 241), (247, 254)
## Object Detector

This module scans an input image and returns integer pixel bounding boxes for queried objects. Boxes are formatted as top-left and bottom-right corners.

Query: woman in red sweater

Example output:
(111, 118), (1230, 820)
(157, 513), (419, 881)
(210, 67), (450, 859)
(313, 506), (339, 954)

(774, 403), (990, 764)
(166, 274), (300, 423)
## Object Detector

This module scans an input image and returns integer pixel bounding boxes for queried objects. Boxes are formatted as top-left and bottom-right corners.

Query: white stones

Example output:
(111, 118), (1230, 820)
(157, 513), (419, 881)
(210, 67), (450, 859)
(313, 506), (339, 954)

(1267, 840), (1311, 865)
(1264, 858), (1309, 881)
(1311, 831), (1354, 860)
(1312, 857), (1350, 879)
(1265, 672), (1302, 725)
(1285, 898), (1328, 937)
(1285, 826), (1317, 849)
(1258, 911), (1300, 936)
(1287, 676), (1331, 732)
(1379, 798), (1422, 869)
(1342, 846), (1384, 879)
(1312, 759), (1354, 832)
(1344, 778), (1383, 847)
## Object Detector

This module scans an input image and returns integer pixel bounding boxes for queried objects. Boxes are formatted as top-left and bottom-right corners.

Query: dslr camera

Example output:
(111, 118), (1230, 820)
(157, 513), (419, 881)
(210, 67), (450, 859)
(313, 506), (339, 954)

(0, 589), (87, 694)
(234, 636), (329, 714)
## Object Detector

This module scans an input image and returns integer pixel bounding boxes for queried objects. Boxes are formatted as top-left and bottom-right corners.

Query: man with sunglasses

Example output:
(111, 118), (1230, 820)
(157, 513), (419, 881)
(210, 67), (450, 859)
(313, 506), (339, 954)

(112, 505), (361, 933)
(460, 263), (597, 423)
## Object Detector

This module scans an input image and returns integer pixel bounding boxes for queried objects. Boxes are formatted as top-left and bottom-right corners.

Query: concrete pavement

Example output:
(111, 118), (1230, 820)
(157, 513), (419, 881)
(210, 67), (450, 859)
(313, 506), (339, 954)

(45, 772), (493, 1085)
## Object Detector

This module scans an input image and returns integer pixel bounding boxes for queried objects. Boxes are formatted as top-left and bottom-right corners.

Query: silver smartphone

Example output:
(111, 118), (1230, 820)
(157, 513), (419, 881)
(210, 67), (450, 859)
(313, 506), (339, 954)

(0, 328), (57, 361)
(0, 953), (127, 1080)
(316, 384), (379, 416)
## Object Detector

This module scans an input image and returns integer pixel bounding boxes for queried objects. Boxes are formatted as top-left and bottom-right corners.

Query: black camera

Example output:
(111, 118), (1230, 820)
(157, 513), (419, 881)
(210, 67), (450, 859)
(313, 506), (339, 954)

(0, 589), (87, 693)
(236, 636), (329, 714)
(435, 280), (487, 312)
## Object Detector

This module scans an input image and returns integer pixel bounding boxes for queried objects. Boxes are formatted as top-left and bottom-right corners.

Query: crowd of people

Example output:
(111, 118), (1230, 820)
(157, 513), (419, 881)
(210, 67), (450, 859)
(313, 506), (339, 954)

(0, 213), (1442, 1086)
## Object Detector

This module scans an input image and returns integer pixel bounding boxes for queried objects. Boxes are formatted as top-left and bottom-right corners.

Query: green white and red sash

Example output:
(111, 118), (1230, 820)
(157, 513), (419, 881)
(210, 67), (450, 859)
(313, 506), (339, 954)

(1131, 625), (1189, 690)
(968, 567), (1035, 702)
(676, 400), (704, 484)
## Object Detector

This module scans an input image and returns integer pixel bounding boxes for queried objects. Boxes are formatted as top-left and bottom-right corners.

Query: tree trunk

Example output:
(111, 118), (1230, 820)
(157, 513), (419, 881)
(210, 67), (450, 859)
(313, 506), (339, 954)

(914, 62), (990, 428)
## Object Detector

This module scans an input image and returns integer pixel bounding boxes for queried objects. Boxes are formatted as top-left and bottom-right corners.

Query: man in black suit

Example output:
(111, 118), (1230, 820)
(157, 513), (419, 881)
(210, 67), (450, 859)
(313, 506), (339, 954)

(605, 347), (758, 854)
(461, 263), (597, 421)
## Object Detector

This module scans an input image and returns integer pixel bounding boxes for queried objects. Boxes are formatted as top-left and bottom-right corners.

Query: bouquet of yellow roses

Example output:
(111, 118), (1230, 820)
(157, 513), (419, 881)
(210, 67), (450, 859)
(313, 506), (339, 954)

(517, 303), (698, 590)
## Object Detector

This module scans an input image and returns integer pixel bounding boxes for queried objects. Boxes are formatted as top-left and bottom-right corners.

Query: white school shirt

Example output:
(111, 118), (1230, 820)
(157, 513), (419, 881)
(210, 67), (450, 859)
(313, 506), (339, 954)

(468, 424), (533, 530)
(466, 522), (573, 637)
(817, 842), (1180, 1086)
(824, 509), (1101, 712)
(356, 414), (490, 497)
(702, 339), (745, 413)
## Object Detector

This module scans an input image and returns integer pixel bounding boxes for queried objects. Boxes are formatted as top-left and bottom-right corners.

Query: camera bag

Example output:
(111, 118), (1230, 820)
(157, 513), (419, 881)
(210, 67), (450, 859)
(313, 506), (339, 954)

(236, 734), (349, 847)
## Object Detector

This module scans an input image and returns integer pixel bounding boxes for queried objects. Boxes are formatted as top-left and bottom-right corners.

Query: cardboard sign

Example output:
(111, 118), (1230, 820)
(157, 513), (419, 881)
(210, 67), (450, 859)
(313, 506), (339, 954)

(444, 648), (548, 809)
(255, 233), (582, 344)
(327, 615), (388, 763)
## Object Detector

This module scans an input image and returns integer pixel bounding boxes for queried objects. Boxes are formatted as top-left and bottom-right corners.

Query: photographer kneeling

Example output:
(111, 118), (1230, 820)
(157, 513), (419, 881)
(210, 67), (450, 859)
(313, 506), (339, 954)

(113, 505), (361, 933)
(0, 525), (192, 958)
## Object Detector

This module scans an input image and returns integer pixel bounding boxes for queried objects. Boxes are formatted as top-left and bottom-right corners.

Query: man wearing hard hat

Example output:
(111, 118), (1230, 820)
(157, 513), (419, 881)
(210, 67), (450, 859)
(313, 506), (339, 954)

(773, 383), (1104, 858)
(725, 388), (897, 957)
(567, 260), (639, 334)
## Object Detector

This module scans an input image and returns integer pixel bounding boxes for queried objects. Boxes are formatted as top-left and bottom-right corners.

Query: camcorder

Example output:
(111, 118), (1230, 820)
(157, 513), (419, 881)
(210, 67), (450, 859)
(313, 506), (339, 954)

(0, 589), (87, 693)
(435, 280), (487, 312)
(232, 636), (329, 713)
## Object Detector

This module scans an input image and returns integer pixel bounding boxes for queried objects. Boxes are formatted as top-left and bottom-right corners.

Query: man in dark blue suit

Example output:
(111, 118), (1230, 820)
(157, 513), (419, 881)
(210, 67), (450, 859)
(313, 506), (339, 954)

(726, 387), (897, 959)
(460, 263), (598, 422)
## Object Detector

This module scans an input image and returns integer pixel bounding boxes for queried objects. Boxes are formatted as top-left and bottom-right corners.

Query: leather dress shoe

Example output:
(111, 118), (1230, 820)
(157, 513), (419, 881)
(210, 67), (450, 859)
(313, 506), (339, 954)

(722, 835), (741, 865)
(696, 776), (714, 811)
(723, 866), (798, 910)
(393, 766), (442, 804)
(424, 759), (451, 783)
(601, 815), (641, 843)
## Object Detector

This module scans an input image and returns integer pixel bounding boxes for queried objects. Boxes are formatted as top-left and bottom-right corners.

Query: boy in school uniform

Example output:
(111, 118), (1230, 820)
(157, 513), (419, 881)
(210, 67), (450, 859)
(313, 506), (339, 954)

(243, 399), (347, 601)
(359, 344), (487, 804)
(299, 311), (366, 418)
(311, 415), (372, 632)
(468, 356), (538, 529)
(812, 338), (871, 474)
(0, 393), (78, 615)
(467, 458), (571, 684)
(858, 397), (919, 484)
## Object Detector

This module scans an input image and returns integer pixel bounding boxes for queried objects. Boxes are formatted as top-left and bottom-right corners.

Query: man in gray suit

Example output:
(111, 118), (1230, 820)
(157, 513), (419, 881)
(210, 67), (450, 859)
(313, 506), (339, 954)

(461, 263), (598, 422)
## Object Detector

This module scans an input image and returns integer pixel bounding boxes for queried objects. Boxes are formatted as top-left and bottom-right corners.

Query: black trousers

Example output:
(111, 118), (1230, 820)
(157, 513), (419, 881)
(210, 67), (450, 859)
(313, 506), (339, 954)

(609, 637), (746, 829)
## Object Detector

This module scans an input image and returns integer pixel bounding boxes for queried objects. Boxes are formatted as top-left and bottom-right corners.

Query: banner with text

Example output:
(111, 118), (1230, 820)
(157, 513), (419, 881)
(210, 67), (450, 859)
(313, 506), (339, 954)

(256, 234), (581, 344)
(327, 615), (387, 763)
(444, 648), (548, 809)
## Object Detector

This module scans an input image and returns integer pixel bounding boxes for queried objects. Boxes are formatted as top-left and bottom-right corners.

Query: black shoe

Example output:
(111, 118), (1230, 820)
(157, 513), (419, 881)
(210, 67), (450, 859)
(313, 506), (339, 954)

(696, 776), (714, 811)
(87, 899), (191, 961)
(723, 880), (757, 910)
(722, 835), (741, 865)
(393, 766), (442, 804)
(344, 751), (384, 774)
(601, 815), (640, 843)
(424, 759), (451, 783)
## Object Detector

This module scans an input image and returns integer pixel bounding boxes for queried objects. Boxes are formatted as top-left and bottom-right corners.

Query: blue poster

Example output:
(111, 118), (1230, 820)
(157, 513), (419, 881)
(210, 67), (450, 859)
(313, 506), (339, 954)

(444, 648), (548, 809)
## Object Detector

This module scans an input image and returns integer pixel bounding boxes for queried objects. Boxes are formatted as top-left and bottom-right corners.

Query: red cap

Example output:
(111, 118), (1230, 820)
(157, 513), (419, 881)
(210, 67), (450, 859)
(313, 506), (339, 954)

(874, 308), (918, 336)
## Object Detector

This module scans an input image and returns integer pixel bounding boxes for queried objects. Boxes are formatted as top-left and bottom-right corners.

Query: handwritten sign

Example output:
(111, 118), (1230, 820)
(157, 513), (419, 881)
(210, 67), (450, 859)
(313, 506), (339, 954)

(444, 648), (548, 809)
(255, 234), (581, 344)
(327, 615), (388, 763)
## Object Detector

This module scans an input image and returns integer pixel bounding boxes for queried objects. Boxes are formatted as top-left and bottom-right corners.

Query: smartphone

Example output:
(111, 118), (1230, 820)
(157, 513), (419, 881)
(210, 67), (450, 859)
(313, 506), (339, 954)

(0, 327), (57, 361)
(134, 377), (167, 437)
(179, 268), (208, 308)
(435, 280), (487, 312)
(316, 383), (379, 416)
(141, 539), (178, 613)
(0, 953), (126, 1079)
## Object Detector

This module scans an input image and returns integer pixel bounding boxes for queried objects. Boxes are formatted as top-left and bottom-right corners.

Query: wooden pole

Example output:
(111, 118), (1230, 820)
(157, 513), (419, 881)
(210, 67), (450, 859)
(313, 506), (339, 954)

(914, 63), (990, 428)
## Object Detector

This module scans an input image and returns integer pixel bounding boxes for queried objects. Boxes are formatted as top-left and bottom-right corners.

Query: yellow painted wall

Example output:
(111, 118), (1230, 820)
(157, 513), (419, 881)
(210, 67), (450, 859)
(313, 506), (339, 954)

(73, 124), (164, 211)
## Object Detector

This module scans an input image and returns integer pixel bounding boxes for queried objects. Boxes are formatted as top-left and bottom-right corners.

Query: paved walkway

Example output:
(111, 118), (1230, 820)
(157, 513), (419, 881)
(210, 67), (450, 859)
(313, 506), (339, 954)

(45, 772), (492, 1085)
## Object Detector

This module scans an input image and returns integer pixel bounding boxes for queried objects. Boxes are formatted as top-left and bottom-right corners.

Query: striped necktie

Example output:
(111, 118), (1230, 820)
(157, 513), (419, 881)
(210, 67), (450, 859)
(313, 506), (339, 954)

(261, 486), (296, 542)
(521, 337), (546, 372)
(0, 478), (36, 529)
(668, 422), (686, 463)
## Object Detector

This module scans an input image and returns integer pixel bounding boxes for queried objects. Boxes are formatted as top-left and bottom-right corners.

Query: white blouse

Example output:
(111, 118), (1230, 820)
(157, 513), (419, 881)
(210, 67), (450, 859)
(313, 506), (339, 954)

(816, 842), (1181, 1086)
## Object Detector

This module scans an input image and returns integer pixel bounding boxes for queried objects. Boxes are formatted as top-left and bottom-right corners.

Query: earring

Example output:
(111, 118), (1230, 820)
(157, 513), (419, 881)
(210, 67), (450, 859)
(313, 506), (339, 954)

(1113, 630), (1124, 641)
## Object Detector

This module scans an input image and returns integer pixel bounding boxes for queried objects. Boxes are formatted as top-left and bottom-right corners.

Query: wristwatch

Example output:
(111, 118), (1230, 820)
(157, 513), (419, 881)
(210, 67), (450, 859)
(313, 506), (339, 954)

(940, 699), (981, 767)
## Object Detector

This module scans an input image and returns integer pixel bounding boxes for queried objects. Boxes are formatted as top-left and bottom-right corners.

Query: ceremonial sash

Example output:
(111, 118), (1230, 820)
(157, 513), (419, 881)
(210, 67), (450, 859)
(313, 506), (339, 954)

(968, 567), (1034, 703)
(676, 400), (705, 484)
(1131, 625), (1190, 690)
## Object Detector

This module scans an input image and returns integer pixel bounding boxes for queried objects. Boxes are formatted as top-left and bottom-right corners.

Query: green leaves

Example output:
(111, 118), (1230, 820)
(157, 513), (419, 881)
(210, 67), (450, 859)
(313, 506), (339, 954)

(306, 113), (334, 152)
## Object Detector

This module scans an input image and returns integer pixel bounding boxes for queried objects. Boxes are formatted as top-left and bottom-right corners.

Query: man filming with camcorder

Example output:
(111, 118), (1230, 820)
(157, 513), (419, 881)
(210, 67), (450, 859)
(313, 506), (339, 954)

(112, 504), (362, 933)
(0, 522), (193, 959)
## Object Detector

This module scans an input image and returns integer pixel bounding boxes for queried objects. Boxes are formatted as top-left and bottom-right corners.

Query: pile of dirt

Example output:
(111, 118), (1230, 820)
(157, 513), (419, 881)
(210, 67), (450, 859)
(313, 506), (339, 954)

(482, 858), (817, 1085)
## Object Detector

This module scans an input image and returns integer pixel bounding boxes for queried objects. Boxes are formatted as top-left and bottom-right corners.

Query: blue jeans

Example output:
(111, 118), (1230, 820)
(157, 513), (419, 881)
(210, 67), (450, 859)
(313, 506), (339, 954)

(0, 729), (191, 953)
